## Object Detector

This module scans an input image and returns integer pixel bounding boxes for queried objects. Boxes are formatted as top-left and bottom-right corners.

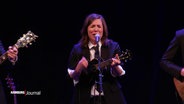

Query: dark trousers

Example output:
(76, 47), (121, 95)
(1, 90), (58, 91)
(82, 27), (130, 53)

(89, 96), (105, 104)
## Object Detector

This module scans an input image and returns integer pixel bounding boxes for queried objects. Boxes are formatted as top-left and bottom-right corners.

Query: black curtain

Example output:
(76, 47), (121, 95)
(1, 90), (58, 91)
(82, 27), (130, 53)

(1, 0), (184, 104)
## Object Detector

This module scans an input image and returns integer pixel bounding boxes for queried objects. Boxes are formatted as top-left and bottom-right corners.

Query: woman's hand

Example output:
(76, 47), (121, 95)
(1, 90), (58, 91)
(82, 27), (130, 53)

(111, 54), (121, 67)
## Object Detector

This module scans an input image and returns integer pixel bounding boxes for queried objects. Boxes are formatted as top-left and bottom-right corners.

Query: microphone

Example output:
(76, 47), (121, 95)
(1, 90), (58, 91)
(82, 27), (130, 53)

(95, 34), (100, 43)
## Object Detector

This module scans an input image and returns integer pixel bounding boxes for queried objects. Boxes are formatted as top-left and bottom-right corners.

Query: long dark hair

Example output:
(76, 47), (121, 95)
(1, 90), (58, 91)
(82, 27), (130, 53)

(79, 13), (109, 47)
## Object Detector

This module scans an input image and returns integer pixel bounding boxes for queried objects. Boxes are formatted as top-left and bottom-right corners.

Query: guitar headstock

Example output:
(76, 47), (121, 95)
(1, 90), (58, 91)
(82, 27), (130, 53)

(15, 31), (38, 48)
(119, 49), (132, 62)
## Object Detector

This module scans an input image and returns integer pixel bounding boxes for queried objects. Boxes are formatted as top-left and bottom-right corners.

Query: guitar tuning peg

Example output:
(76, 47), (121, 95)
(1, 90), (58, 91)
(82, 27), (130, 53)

(23, 34), (26, 37)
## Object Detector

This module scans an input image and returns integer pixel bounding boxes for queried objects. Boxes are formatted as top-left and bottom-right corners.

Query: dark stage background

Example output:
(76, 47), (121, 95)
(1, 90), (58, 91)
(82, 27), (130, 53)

(0, 0), (184, 104)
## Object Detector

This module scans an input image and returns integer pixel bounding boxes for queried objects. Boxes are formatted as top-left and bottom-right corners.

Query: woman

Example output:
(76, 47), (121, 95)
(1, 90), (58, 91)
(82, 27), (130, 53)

(67, 13), (127, 104)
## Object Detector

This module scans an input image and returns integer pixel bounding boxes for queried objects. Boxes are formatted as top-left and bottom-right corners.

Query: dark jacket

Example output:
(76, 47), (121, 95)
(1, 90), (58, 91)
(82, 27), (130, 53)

(160, 28), (184, 81)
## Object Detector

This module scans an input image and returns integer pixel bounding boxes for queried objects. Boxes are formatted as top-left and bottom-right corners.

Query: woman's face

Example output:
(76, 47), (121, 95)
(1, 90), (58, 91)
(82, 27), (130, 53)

(87, 19), (103, 45)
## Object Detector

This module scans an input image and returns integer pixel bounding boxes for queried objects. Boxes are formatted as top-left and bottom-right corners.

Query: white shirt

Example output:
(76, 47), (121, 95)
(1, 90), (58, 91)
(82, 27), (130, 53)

(88, 41), (104, 96)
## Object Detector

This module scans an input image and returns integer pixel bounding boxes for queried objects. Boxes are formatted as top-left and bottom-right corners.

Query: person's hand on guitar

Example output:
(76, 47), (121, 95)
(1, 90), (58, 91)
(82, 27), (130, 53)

(77, 56), (88, 72)
(111, 54), (125, 76)
(111, 54), (121, 67)
(70, 56), (88, 80)
(7, 46), (18, 64)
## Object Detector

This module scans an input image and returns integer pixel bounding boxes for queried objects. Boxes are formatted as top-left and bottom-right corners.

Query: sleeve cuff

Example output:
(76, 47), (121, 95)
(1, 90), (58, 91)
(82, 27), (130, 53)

(111, 65), (126, 77)
(68, 68), (79, 86)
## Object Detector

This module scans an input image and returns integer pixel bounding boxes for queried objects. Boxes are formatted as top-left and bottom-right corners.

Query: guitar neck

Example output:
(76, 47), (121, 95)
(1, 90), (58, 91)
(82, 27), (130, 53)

(92, 49), (131, 71)
(0, 30), (38, 65)
(95, 59), (112, 69)
(6, 74), (18, 104)
(13, 91), (17, 104)
(12, 87), (17, 104)
(11, 87), (17, 104)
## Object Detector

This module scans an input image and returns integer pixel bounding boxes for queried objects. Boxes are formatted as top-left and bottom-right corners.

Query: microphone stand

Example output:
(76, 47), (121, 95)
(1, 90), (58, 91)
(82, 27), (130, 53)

(95, 42), (103, 104)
